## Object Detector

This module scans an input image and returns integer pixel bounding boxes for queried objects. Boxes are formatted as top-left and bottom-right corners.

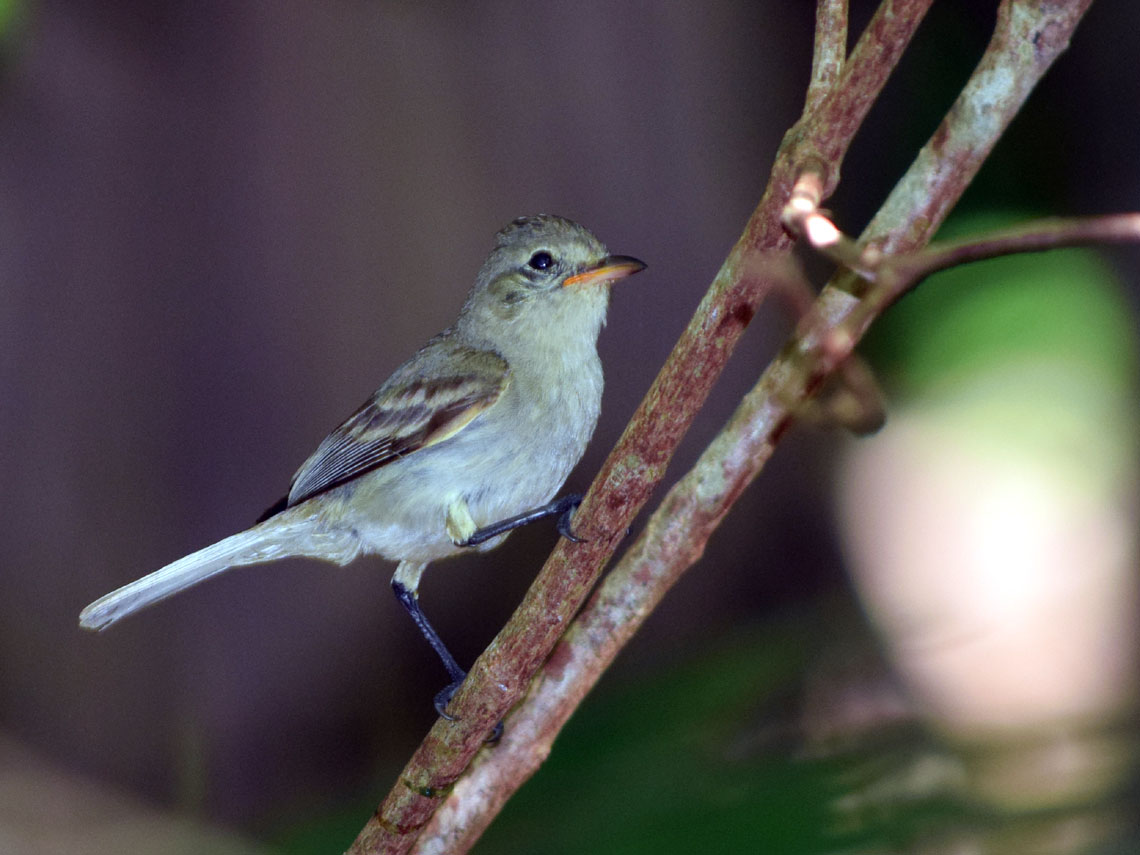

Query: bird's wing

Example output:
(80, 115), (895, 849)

(282, 343), (510, 509)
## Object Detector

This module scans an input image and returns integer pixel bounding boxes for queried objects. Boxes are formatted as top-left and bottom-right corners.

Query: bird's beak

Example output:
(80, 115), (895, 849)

(562, 255), (647, 289)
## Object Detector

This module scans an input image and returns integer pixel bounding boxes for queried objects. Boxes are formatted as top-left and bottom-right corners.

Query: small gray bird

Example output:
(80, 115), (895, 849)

(79, 215), (645, 711)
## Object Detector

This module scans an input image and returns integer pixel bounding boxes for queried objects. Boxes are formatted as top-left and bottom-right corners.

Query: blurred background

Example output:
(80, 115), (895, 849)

(1, 1), (1138, 853)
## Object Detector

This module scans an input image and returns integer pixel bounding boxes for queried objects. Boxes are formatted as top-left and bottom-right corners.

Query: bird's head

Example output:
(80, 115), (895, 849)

(458, 215), (645, 353)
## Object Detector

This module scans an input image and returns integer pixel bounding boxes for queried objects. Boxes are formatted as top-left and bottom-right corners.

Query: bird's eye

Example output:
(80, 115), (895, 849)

(527, 251), (554, 271)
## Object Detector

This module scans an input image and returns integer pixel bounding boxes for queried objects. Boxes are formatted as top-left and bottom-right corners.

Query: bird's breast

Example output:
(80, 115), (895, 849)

(330, 346), (604, 564)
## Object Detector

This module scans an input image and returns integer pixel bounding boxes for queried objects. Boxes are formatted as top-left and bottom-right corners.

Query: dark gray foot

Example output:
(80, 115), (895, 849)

(434, 679), (502, 742)
(555, 496), (584, 543)
(433, 678), (465, 719)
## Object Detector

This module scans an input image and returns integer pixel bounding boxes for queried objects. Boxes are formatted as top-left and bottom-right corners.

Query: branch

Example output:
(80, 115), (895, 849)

(805, 0), (848, 113)
(861, 0), (1096, 255)
(406, 1), (1114, 852)
(795, 0), (1099, 378)
(346, 2), (934, 853)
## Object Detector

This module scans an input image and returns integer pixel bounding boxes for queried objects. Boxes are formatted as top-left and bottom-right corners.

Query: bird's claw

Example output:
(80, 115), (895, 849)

(434, 679), (464, 720)
(433, 678), (504, 743)
(556, 496), (585, 543)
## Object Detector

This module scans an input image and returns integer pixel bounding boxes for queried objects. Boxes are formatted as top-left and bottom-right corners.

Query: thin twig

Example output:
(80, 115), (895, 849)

(409, 1), (1110, 852)
(843, 213), (1140, 342)
(783, 167), (873, 276)
(346, 3), (934, 853)
(890, 213), (1140, 289)
(785, 195), (1140, 368)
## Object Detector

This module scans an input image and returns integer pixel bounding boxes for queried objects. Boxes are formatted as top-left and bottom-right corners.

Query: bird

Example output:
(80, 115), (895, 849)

(79, 214), (646, 713)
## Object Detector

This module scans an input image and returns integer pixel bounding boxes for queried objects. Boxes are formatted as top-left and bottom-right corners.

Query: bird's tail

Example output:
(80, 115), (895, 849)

(78, 509), (360, 631)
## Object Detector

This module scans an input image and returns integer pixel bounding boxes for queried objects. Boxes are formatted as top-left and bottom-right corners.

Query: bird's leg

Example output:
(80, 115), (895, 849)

(392, 560), (504, 741)
(462, 493), (584, 547)
(391, 561), (467, 717)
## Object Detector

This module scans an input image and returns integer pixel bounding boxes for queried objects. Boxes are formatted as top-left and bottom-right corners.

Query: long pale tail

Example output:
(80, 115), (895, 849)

(79, 510), (361, 631)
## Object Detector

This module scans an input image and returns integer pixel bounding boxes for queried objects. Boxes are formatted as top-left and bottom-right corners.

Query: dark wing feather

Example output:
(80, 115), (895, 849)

(280, 344), (509, 510)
